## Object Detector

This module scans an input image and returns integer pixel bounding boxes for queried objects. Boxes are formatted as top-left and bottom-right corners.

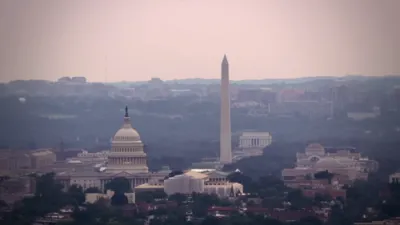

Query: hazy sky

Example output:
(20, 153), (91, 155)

(0, 0), (399, 82)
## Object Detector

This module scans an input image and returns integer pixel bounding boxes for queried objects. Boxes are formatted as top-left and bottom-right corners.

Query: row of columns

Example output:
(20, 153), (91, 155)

(108, 157), (146, 165)
(239, 137), (271, 148)
(112, 147), (139, 152)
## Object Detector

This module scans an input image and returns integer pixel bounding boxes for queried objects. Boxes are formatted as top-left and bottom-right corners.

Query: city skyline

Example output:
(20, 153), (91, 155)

(1, 0), (400, 82)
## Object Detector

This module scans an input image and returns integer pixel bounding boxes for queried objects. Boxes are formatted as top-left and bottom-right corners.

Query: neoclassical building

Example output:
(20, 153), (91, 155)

(107, 108), (149, 174)
(282, 143), (379, 185)
(238, 132), (272, 150)
(56, 107), (164, 192)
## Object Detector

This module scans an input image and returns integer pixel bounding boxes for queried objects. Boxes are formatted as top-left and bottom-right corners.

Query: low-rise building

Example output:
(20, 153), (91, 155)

(136, 170), (243, 198)
(282, 143), (378, 186)
(0, 148), (56, 172)
(0, 150), (31, 171)
(30, 149), (57, 169)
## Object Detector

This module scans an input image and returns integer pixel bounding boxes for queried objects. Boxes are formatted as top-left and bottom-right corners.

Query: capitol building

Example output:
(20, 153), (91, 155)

(56, 107), (162, 192)
(56, 107), (238, 197)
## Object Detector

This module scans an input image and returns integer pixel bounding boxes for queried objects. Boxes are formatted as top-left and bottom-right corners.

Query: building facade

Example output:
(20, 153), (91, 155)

(282, 143), (379, 186)
(137, 170), (243, 198)
(389, 172), (400, 184)
(238, 132), (272, 149)
(106, 107), (149, 174)
(30, 149), (57, 169)
(0, 148), (56, 173)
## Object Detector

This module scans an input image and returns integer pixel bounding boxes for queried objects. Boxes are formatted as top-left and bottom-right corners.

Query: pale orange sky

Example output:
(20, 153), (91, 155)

(0, 0), (399, 82)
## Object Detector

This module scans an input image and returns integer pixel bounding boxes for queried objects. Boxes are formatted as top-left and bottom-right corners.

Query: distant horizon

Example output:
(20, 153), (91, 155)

(5, 74), (400, 84)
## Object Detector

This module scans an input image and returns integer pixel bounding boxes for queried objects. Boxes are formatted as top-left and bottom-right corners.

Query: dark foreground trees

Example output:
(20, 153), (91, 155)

(105, 177), (132, 206)
(1, 173), (69, 225)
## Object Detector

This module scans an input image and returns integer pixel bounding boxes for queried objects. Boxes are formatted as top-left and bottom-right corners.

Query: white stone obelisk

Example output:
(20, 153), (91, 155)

(220, 55), (232, 164)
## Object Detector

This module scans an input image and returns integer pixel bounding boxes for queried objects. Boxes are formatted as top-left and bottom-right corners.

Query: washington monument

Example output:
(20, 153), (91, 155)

(220, 55), (232, 164)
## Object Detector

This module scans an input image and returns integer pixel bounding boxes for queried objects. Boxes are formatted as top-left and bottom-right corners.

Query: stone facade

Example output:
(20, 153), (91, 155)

(282, 143), (378, 185)
(0, 148), (56, 173)
(238, 132), (272, 149)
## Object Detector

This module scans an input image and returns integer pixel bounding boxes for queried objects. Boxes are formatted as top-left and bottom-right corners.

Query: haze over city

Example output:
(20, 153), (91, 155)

(1, 0), (400, 82)
(3, 1), (400, 224)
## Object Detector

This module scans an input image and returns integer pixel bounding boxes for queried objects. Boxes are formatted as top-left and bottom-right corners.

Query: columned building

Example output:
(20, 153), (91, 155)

(238, 132), (272, 149)
(281, 143), (379, 187)
(231, 132), (273, 161)
(107, 106), (149, 174)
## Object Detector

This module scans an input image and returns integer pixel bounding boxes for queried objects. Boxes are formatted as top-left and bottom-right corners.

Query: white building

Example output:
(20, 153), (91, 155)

(389, 172), (400, 184)
(138, 170), (243, 198)
(164, 174), (205, 195)
(239, 132), (272, 149)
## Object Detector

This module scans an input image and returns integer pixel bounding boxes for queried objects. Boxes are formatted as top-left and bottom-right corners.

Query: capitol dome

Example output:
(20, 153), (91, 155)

(113, 125), (141, 142)
(107, 106), (149, 174)
(113, 108), (141, 142)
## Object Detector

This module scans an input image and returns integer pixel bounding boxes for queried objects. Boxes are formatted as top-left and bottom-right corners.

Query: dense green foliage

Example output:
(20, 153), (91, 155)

(105, 177), (132, 194)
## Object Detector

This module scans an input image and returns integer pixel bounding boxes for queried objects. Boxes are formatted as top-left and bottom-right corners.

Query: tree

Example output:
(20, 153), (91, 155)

(35, 172), (64, 198)
(314, 193), (332, 203)
(327, 204), (353, 225)
(227, 172), (255, 192)
(105, 177), (131, 194)
(168, 193), (187, 205)
(67, 184), (85, 205)
(84, 187), (102, 194)
(135, 190), (167, 203)
(297, 216), (324, 225)
(286, 189), (312, 209)
(2, 173), (68, 225)
(152, 190), (168, 200)
(136, 191), (157, 203)
(72, 199), (113, 224)
(166, 170), (184, 179)
(111, 192), (128, 206)
(201, 216), (221, 225)
(191, 193), (221, 217)
(0, 199), (7, 207)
